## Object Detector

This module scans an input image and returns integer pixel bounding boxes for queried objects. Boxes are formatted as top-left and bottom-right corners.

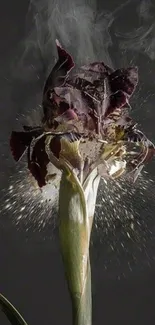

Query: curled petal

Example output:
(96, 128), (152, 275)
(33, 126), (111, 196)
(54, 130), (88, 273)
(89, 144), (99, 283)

(43, 40), (75, 95)
(27, 132), (82, 186)
(42, 40), (75, 127)
(10, 128), (43, 161)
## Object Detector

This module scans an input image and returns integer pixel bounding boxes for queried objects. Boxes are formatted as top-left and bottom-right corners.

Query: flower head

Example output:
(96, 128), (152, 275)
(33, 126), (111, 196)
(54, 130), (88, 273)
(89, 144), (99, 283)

(10, 40), (155, 188)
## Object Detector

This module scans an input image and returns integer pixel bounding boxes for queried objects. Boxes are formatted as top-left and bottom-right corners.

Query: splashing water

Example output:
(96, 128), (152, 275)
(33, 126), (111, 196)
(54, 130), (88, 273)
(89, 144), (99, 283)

(1, 165), (58, 231)
(92, 170), (155, 277)
(1, 153), (155, 280)
(1, 0), (155, 279)
(1, 147), (155, 249)
(96, 172), (154, 241)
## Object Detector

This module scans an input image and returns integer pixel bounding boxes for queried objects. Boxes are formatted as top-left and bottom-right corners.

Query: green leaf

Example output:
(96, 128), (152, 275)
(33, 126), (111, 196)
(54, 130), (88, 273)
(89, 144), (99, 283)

(0, 293), (28, 325)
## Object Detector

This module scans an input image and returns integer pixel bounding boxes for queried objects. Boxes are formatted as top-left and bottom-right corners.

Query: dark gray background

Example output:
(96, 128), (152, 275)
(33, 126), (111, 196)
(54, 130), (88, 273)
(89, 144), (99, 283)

(1, 0), (155, 324)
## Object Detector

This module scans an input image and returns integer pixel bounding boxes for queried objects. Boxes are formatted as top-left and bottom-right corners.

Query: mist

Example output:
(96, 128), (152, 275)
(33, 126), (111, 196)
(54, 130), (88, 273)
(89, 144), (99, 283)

(115, 0), (155, 61)
(14, 0), (116, 81)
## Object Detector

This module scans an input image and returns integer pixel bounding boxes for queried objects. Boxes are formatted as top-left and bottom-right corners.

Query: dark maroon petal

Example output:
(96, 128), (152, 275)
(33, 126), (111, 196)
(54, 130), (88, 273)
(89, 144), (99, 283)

(67, 77), (95, 93)
(66, 77), (102, 115)
(27, 131), (82, 187)
(109, 67), (138, 96)
(57, 101), (70, 116)
(49, 136), (61, 159)
(10, 129), (43, 161)
(42, 41), (75, 127)
(28, 162), (47, 187)
(56, 39), (74, 73)
(28, 136), (49, 187)
(43, 40), (75, 95)
(10, 128), (50, 187)
(10, 131), (28, 161)
(81, 62), (113, 75)
(104, 91), (127, 118)
(42, 97), (60, 128)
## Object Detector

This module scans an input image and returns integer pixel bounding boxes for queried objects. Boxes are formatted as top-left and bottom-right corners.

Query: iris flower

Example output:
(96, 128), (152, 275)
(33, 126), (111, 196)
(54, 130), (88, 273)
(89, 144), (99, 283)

(10, 40), (155, 325)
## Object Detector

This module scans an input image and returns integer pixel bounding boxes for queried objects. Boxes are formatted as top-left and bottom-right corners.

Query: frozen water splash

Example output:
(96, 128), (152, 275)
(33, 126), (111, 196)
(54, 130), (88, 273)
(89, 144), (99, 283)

(96, 172), (154, 237)
(0, 162), (59, 231)
(1, 146), (155, 276)
(1, 159), (155, 239)
(93, 170), (155, 276)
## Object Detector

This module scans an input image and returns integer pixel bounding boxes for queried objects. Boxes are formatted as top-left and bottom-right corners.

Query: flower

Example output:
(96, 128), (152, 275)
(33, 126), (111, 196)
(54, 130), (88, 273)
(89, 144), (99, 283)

(10, 40), (155, 325)
(10, 39), (155, 188)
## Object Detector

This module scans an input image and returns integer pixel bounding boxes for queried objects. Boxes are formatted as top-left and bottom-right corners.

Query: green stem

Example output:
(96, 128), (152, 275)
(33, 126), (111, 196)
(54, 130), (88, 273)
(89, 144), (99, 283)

(59, 170), (92, 325)
(71, 258), (92, 325)
(59, 224), (92, 325)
